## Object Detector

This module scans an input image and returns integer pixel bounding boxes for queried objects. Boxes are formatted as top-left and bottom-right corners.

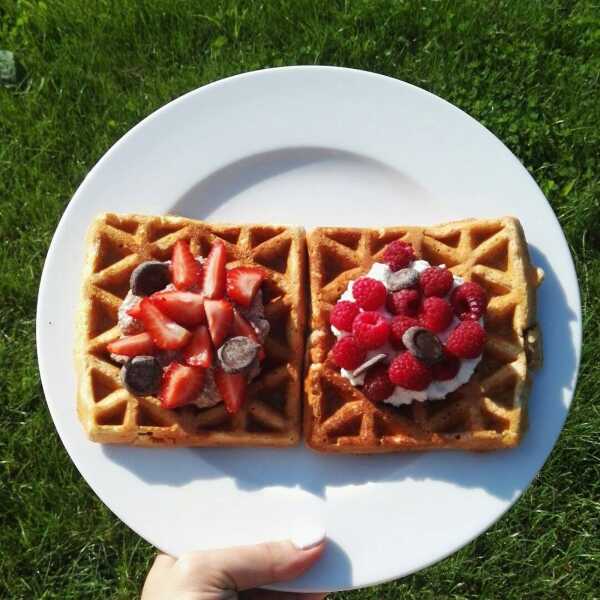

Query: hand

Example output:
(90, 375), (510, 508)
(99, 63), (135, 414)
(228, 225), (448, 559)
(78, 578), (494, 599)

(141, 538), (327, 600)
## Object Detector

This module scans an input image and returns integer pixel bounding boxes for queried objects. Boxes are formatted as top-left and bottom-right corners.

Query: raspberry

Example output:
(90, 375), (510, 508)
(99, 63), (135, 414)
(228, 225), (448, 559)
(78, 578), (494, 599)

(419, 266), (453, 297)
(352, 311), (390, 349)
(352, 277), (387, 310)
(431, 352), (460, 380)
(451, 281), (487, 320)
(383, 240), (416, 271)
(419, 297), (453, 332)
(389, 315), (419, 349)
(386, 288), (420, 316)
(388, 352), (432, 390)
(330, 300), (360, 332)
(446, 321), (486, 359)
(331, 336), (366, 370)
(362, 364), (394, 402)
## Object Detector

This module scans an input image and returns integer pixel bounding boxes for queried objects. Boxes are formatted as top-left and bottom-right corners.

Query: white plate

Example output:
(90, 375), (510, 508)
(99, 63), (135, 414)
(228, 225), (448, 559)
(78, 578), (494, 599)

(37, 66), (581, 592)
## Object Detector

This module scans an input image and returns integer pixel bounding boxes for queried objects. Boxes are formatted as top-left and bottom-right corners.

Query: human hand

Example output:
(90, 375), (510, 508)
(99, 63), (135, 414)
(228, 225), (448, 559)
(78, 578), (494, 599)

(141, 537), (327, 600)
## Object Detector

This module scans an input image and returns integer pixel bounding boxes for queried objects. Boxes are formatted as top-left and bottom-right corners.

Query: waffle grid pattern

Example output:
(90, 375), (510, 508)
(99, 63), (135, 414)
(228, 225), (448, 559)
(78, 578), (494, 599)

(76, 213), (306, 447)
(305, 217), (543, 453)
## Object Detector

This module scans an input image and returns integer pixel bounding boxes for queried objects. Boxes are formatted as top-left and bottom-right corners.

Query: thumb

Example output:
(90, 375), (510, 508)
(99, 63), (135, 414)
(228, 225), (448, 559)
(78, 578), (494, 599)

(205, 538), (326, 591)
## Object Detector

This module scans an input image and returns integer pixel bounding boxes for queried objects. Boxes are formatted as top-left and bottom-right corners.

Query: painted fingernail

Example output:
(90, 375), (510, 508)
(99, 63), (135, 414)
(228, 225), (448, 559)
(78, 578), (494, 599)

(290, 520), (326, 550)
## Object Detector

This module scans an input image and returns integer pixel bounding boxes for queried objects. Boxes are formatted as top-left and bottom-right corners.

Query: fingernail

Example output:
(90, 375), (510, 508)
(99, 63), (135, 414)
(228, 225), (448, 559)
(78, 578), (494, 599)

(290, 520), (326, 550)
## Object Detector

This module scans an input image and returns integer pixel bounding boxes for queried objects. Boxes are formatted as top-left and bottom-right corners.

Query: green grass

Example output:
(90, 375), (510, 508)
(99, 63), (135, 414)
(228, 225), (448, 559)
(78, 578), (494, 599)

(1, 0), (599, 598)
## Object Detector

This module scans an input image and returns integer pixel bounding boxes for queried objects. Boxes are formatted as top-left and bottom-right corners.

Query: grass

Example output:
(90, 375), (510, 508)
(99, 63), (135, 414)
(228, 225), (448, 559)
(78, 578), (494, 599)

(1, 0), (599, 598)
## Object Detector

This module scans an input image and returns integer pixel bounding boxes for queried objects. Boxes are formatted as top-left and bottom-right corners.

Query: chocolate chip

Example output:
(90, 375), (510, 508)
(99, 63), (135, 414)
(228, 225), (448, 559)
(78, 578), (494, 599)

(121, 356), (162, 396)
(130, 261), (171, 296)
(387, 268), (419, 291)
(402, 326), (443, 365)
(217, 336), (260, 374)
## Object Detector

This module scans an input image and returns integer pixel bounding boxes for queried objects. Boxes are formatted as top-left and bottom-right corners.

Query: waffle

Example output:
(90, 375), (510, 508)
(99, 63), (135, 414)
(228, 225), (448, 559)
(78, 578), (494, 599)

(305, 217), (543, 453)
(76, 213), (306, 447)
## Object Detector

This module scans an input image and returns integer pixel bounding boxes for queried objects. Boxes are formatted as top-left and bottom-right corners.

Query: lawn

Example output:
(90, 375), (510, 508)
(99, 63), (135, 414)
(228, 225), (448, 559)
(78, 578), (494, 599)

(1, 0), (599, 598)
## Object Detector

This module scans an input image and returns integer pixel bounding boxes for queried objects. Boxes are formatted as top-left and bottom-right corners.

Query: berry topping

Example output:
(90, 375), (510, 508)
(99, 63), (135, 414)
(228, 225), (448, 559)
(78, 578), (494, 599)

(129, 261), (171, 297)
(388, 352), (433, 391)
(402, 326), (444, 365)
(150, 290), (206, 327)
(202, 240), (227, 299)
(214, 369), (247, 414)
(352, 277), (387, 310)
(446, 320), (486, 359)
(171, 240), (202, 290)
(383, 240), (416, 271)
(183, 325), (213, 368)
(352, 311), (390, 349)
(386, 288), (420, 316)
(431, 353), (461, 380)
(204, 298), (233, 348)
(120, 356), (162, 396)
(451, 281), (487, 321)
(419, 296), (453, 333)
(138, 297), (192, 350)
(362, 364), (395, 403)
(226, 266), (265, 307)
(389, 315), (419, 349)
(419, 266), (453, 297)
(107, 332), (155, 357)
(217, 336), (260, 374)
(331, 336), (367, 370)
(330, 300), (360, 332)
(159, 362), (206, 409)
(387, 267), (419, 291)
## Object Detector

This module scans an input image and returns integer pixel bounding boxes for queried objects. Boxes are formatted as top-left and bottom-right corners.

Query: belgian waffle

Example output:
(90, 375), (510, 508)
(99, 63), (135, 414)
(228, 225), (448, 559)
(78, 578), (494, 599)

(76, 213), (306, 447)
(305, 217), (543, 453)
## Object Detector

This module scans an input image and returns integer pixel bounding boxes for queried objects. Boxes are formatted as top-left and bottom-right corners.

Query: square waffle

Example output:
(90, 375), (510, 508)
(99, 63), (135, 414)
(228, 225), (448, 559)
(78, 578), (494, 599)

(76, 213), (306, 447)
(305, 217), (543, 453)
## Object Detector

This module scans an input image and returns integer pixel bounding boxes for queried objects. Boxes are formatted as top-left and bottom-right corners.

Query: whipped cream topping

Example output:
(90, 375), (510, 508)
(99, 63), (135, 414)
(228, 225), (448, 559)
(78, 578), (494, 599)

(332, 260), (483, 406)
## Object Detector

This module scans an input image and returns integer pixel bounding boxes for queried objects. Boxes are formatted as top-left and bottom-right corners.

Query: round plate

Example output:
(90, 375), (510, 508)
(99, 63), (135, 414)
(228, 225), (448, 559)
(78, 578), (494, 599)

(37, 67), (581, 592)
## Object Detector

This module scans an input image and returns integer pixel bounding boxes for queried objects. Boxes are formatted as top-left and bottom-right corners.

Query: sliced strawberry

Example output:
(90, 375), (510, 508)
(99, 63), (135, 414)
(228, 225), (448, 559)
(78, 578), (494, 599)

(183, 325), (213, 368)
(171, 239), (202, 290)
(150, 290), (205, 327)
(138, 298), (191, 350)
(232, 309), (266, 361)
(204, 298), (233, 347)
(202, 241), (227, 299)
(226, 266), (265, 307)
(126, 302), (142, 319)
(214, 369), (246, 414)
(106, 332), (154, 357)
(159, 362), (205, 409)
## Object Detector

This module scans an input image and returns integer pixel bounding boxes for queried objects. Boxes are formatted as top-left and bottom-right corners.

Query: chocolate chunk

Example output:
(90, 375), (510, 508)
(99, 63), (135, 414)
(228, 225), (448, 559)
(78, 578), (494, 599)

(402, 326), (443, 365)
(121, 356), (162, 396)
(387, 268), (419, 291)
(130, 261), (171, 296)
(352, 353), (387, 377)
(217, 336), (259, 374)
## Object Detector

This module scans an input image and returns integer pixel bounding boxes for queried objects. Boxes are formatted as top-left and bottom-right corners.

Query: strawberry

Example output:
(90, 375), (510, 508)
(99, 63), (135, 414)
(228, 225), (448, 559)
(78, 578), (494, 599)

(107, 332), (154, 357)
(183, 325), (213, 368)
(232, 309), (266, 361)
(171, 239), (202, 290)
(150, 290), (205, 327)
(214, 369), (247, 414)
(226, 266), (265, 307)
(138, 298), (191, 350)
(204, 298), (233, 347)
(126, 302), (142, 319)
(202, 241), (227, 299)
(159, 362), (205, 409)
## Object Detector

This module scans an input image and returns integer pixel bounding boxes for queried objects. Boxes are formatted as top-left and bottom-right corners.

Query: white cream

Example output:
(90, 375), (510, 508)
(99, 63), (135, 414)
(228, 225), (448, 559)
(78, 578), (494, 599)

(331, 260), (483, 406)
